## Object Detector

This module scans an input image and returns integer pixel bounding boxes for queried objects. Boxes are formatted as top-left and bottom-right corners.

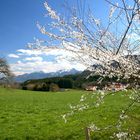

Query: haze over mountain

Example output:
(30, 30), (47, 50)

(14, 68), (82, 83)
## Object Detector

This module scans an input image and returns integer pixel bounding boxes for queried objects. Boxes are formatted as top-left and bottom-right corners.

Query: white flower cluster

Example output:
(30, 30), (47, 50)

(129, 89), (140, 103)
(94, 90), (106, 107)
(80, 94), (86, 102)
(119, 114), (128, 120)
(89, 123), (100, 131)
(116, 132), (128, 140)
(44, 2), (60, 20)
(69, 103), (89, 111)
(109, 6), (116, 18)
(61, 111), (74, 123)
(94, 19), (100, 26)
(62, 114), (67, 123)
(71, 31), (84, 41)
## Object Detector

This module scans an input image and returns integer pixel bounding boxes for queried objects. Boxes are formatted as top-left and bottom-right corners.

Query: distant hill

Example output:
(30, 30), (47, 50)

(14, 68), (82, 83)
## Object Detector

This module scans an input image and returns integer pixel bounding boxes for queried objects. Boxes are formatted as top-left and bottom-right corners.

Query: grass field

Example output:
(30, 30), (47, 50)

(0, 87), (139, 140)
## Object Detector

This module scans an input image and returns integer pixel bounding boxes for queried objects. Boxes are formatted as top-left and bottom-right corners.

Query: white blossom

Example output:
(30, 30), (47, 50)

(89, 123), (100, 131)
(120, 114), (128, 120)
(62, 114), (67, 123)
(80, 95), (86, 102)
(116, 132), (128, 140)
(44, 2), (60, 20)
(94, 19), (100, 26)
(109, 6), (116, 18)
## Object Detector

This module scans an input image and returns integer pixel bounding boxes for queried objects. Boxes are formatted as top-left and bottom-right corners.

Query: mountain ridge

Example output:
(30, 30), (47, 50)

(14, 68), (82, 83)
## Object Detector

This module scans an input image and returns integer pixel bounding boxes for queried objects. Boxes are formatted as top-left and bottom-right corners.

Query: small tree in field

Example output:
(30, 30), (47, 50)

(29, 0), (140, 139)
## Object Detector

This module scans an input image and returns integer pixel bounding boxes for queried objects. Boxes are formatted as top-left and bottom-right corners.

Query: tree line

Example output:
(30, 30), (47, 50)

(21, 70), (135, 92)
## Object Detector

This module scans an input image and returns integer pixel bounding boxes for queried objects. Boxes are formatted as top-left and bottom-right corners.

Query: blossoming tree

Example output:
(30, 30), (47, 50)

(29, 0), (140, 139)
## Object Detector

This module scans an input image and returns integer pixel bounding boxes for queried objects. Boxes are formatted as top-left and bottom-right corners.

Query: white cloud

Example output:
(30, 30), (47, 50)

(17, 61), (22, 64)
(10, 48), (86, 75)
(8, 54), (19, 58)
(10, 59), (86, 76)
(17, 49), (42, 56)
(24, 56), (43, 62)
(17, 48), (75, 57)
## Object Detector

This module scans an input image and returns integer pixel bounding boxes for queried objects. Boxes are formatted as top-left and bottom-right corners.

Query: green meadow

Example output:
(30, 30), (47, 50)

(0, 87), (139, 140)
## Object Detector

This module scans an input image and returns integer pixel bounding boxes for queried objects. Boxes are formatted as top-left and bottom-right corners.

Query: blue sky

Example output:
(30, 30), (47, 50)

(0, 0), (110, 75)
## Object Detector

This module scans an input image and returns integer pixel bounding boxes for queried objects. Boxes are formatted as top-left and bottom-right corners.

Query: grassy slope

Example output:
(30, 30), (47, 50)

(0, 87), (139, 140)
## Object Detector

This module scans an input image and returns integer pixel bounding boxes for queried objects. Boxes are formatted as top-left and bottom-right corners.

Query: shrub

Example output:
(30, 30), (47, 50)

(49, 83), (59, 92)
